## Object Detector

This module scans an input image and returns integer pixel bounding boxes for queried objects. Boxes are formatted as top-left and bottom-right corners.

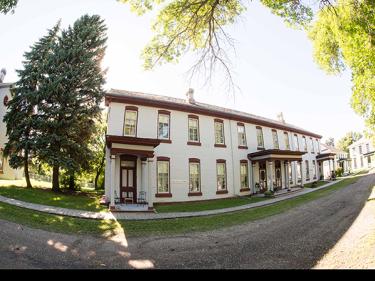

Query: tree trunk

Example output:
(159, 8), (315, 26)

(24, 151), (32, 189)
(52, 165), (60, 192)
(69, 171), (75, 191)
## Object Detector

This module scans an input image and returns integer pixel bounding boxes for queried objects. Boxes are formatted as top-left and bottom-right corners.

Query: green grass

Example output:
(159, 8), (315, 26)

(155, 196), (269, 213)
(0, 183), (107, 213)
(0, 171), (368, 238)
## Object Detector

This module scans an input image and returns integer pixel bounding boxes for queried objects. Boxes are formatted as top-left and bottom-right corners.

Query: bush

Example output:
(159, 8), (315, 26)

(335, 167), (344, 177)
(264, 190), (275, 198)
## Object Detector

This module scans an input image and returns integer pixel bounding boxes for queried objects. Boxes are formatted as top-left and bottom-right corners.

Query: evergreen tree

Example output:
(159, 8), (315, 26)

(35, 15), (107, 192)
(3, 23), (60, 188)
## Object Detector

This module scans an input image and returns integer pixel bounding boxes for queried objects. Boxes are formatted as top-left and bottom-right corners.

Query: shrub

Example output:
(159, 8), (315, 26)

(264, 190), (275, 198)
(335, 167), (344, 177)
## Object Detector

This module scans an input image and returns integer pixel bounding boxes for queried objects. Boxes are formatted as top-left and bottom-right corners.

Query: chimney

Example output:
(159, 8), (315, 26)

(277, 112), (285, 123)
(186, 88), (195, 104)
(0, 68), (6, 83)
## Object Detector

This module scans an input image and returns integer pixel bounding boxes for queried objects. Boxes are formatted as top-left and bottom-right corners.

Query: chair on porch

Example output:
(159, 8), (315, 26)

(137, 191), (147, 206)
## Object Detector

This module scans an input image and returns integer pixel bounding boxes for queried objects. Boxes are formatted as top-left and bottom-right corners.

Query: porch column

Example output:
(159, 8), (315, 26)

(141, 158), (147, 194)
(268, 161), (274, 192)
(284, 161), (290, 190)
(328, 160), (332, 178)
(332, 158), (336, 173)
(294, 161), (298, 187)
(299, 160), (303, 187)
(251, 162), (256, 194)
(147, 158), (154, 209)
(110, 154), (116, 209)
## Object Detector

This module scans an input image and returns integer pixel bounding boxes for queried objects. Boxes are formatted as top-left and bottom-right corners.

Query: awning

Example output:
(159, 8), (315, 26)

(247, 149), (306, 162)
(106, 135), (161, 158)
(316, 152), (335, 161)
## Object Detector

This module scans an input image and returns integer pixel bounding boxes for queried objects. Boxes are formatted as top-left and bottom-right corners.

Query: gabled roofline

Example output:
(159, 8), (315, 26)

(105, 92), (322, 139)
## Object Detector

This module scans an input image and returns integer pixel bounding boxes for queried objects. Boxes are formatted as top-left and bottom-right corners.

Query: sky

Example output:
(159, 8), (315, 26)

(0, 0), (366, 143)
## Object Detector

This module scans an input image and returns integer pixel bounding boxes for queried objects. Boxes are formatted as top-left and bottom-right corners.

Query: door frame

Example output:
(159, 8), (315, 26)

(258, 161), (267, 193)
(119, 155), (137, 203)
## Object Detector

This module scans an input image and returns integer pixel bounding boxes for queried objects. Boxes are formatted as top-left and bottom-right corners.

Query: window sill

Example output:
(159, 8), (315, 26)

(214, 144), (227, 148)
(216, 190), (228, 195)
(188, 192), (202, 197)
(155, 193), (172, 198)
(187, 141), (201, 146)
(159, 139), (172, 144)
(238, 146), (248, 149)
(240, 188), (250, 192)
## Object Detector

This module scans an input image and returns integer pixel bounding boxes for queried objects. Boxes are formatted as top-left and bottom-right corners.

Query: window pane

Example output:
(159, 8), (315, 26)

(124, 110), (137, 136)
(157, 161), (169, 193)
(217, 163), (226, 190)
(273, 131), (279, 149)
(284, 133), (290, 150)
(188, 118), (199, 141)
(189, 163), (201, 192)
(240, 163), (248, 188)
(158, 114), (170, 139)
(215, 122), (224, 144)
(238, 125), (246, 146)
(257, 128), (264, 147)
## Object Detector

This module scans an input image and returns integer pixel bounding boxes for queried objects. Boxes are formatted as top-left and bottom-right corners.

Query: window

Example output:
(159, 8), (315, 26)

(352, 147), (356, 156)
(189, 160), (201, 193)
(158, 112), (170, 140)
(157, 159), (170, 194)
(360, 156), (364, 167)
(256, 127), (264, 148)
(214, 120), (225, 145)
(237, 123), (247, 147)
(0, 149), (3, 173)
(359, 145), (362, 154)
(188, 116), (200, 142)
(303, 136), (307, 152)
(366, 143), (370, 153)
(272, 130), (279, 149)
(312, 160), (316, 179)
(294, 134), (299, 151)
(240, 161), (249, 189)
(317, 140), (321, 153)
(310, 138), (315, 153)
(353, 158), (357, 169)
(305, 160), (310, 180)
(288, 163), (293, 184)
(284, 132), (290, 150)
(124, 108), (138, 137)
(216, 161), (227, 191)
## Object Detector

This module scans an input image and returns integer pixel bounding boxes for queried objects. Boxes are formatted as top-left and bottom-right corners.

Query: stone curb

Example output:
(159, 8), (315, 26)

(0, 179), (343, 221)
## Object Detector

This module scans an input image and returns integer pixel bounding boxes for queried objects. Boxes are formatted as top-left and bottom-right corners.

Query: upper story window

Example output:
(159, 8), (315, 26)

(294, 134), (299, 151)
(188, 115), (200, 143)
(359, 145), (362, 154)
(310, 138), (315, 153)
(352, 147), (356, 156)
(124, 107), (138, 137)
(256, 127), (264, 148)
(214, 119), (225, 145)
(272, 130), (279, 149)
(237, 123), (247, 147)
(284, 132), (290, 150)
(302, 136), (307, 152)
(158, 111), (170, 140)
(366, 143), (370, 153)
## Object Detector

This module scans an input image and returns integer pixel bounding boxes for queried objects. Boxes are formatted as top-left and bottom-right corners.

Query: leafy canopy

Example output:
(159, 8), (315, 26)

(0, 0), (17, 14)
(336, 131), (362, 153)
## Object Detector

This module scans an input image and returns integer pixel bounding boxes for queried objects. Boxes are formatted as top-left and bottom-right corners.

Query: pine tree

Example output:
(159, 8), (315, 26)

(35, 15), (107, 192)
(3, 23), (60, 188)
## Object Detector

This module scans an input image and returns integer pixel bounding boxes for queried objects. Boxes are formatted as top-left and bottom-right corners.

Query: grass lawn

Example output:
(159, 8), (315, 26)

(0, 180), (107, 213)
(0, 171), (369, 238)
(155, 196), (269, 213)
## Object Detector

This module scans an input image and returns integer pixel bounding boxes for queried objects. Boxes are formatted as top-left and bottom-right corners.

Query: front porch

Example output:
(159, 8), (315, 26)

(316, 152), (336, 180)
(105, 135), (161, 212)
(248, 149), (307, 194)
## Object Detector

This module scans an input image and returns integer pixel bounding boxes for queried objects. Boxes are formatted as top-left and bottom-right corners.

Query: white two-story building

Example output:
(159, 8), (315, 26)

(349, 137), (375, 170)
(104, 89), (322, 210)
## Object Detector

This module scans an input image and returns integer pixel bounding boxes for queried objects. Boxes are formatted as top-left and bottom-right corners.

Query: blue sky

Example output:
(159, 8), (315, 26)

(0, 0), (365, 142)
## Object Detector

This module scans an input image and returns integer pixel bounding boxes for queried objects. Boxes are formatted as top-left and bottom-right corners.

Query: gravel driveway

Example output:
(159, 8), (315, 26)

(1, 171), (374, 269)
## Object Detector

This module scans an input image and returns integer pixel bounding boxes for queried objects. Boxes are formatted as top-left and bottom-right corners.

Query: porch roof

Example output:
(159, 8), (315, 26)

(363, 150), (375, 156)
(316, 152), (335, 161)
(106, 135), (161, 158)
(247, 149), (305, 162)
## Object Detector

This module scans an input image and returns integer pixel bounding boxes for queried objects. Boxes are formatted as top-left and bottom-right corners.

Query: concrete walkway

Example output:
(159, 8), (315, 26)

(0, 179), (343, 221)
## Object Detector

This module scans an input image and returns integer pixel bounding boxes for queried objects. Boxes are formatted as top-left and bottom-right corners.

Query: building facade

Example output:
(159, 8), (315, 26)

(104, 89), (322, 209)
(318, 143), (350, 179)
(0, 83), (24, 180)
(349, 137), (375, 171)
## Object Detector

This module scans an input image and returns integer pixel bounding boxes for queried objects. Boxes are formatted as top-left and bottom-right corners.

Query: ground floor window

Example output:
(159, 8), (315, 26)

(240, 161), (248, 189)
(217, 161), (227, 191)
(297, 162), (302, 183)
(305, 160), (310, 180)
(312, 160), (316, 179)
(288, 163), (293, 184)
(157, 160), (170, 193)
(189, 161), (201, 193)
(360, 157), (364, 168)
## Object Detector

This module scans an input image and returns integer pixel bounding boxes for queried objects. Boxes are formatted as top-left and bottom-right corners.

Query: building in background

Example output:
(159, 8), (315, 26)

(0, 80), (24, 180)
(317, 143), (350, 179)
(104, 88), (323, 210)
(349, 137), (375, 171)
